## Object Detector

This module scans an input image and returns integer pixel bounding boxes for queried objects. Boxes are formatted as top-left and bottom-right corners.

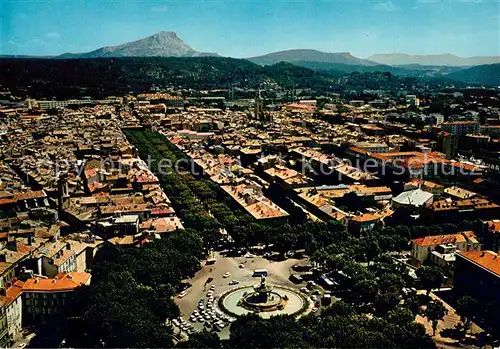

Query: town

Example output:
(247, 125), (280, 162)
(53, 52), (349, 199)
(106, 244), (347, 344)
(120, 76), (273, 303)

(0, 79), (499, 348)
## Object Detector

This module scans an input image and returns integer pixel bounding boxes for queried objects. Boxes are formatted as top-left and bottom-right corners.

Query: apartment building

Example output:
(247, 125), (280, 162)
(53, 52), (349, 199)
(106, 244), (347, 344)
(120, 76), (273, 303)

(411, 231), (480, 263)
(441, 121), (480, 137)
(23, 272), (91, 323)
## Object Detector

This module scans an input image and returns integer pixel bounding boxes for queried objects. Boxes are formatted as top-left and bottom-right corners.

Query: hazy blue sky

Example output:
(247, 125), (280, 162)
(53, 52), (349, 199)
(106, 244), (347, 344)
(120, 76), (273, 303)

(1, 0), (499, 57)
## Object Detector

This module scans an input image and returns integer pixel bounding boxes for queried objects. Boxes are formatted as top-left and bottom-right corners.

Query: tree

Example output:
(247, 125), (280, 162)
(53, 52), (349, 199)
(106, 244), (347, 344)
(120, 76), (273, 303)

(177, 329), (221, 348)
(481, 301), (500, 341)
(456, 295), (479, 334)
(416, 266), (444, 295)
(360, 236), (381, 265)
(424, 300), (448, 336)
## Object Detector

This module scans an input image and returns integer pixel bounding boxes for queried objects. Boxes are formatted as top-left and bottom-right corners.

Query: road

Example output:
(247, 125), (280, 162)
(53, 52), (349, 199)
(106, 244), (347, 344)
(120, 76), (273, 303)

(174, 252), (309, 339)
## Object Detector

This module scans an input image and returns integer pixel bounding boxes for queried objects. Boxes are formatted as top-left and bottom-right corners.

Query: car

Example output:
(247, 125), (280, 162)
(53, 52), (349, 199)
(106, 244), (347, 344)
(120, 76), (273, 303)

(190, 315), (197, 322)
(223, 272), (231, 278)
(300, 287), (309, 293)
(229, 280), (240, 285)
(198, 304), (204, 310)
(177, 290), (188, 298)
(17, 344), (27, 349)
(193, 310), (199, 316)
(204, 315), (211, 320)
(197, 317), (205, 322)
(238, 264), (245, 268)
(315, 301), (321, 307)
(307, 281), (317, 288)
(311, 307), (319, 313)
(313, 289), (322, 295)
(311, 295), (318, 301)
(210, 285), (216, 290)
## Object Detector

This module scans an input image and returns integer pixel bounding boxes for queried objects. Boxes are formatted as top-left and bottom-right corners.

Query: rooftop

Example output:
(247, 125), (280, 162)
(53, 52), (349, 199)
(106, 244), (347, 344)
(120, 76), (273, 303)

(457, 250), (500, 277)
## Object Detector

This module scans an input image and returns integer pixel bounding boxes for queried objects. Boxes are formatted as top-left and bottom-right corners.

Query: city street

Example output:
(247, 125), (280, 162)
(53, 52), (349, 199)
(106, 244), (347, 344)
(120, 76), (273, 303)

(174, 252), (309, 339)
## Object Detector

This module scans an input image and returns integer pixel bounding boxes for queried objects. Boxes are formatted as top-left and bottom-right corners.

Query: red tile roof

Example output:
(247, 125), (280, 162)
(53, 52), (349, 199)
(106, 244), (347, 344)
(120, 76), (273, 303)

(458, 250), (500, 276)
(23, 272), (91, 292)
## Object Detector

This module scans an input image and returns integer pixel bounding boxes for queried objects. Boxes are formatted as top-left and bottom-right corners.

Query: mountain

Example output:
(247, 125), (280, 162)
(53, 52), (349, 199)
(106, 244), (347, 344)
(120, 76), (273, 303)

(247, 49), (378, 66)
(446, 64), (500, 86)
(368, 53), (500, 67)
(56, 31), (219, 59)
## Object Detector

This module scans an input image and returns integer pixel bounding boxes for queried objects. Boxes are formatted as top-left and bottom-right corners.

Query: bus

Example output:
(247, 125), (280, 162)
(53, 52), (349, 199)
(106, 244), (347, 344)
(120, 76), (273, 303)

(252, 269), (268, 277)
(320, 273), (336, 290)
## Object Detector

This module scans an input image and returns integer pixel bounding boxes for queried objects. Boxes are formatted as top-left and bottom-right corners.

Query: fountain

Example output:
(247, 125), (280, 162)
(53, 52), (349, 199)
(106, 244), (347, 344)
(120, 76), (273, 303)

(240, 276), (284, 312)
(219, 276), (310, 319)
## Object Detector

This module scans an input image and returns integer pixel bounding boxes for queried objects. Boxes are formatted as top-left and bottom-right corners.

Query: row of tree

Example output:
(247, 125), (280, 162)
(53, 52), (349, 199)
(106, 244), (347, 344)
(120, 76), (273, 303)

(63, 229), (205, 348)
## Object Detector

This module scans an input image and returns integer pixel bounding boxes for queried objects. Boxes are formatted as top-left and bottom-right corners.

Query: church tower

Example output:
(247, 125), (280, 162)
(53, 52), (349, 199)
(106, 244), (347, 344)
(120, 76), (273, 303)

(254, 89), (264, 120)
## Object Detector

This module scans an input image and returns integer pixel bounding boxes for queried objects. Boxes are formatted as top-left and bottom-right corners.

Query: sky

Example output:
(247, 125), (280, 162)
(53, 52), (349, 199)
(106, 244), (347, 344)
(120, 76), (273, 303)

(1, 0), (499, 58)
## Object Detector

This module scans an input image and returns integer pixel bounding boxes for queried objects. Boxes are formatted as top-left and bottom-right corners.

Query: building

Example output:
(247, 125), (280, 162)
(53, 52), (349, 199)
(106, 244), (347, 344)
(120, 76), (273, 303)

(254, 90), (271, 121)
(440, 132), (458, 158)
(404, 178), (444, 196)
(454, 250), (500, 304)
(392, 189), (433, 210)
(480, 125), (500, 137)
(22, 272), (91, 323)
(221, 181), (289, 221)
(482, 220), (500, 253)
(352, 142), (390, 153)
(406, 95), (420, 107)
(423, 198), (500, 223)
(38, 240), (88, 278)
(411, 231), (480, 263)
(0, 301), (8, 348)
(25, 98), (121, 109)
(430, 244), (457, 267)
(441, 121), (480, 137)
(349, 209), (394, 233)
(0, 281), (23, 345)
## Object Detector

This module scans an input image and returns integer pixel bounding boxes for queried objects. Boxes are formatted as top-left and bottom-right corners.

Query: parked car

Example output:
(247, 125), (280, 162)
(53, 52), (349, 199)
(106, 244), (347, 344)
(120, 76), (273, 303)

(223, 272), (231, 278)
(229, 280), (240, 285)
(177, 290), (188, 298)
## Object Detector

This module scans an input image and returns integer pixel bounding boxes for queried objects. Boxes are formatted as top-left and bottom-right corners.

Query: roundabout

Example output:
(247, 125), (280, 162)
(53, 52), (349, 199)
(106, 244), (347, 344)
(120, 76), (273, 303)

(218, 276), (310, 319)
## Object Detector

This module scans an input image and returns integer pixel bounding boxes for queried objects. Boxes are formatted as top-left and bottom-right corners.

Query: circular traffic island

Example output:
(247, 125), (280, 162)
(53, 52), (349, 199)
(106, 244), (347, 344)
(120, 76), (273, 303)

(218, 277), (310, 319)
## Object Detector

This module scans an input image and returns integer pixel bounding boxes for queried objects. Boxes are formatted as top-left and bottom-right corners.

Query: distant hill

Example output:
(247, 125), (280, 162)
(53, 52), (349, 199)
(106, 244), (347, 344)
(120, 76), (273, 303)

(368, 53), (500, 67)
(446, 64), (500, 85)
(56, 31), (219, 59)
(0, 57), (452, 99)
(292, 61), (465, 78)
(247, 49), (378, 66)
